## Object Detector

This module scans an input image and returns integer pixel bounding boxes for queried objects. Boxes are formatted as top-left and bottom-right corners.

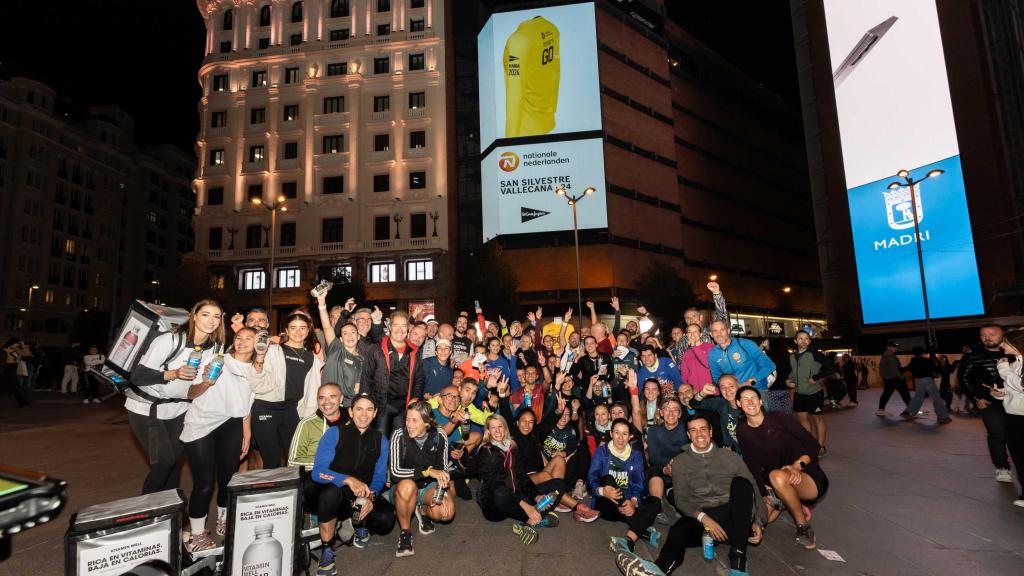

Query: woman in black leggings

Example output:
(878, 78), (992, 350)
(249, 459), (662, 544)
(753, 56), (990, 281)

(249, 313), (323, 468)
(476, 413), (563, 545)
(181, 328), (258, 552)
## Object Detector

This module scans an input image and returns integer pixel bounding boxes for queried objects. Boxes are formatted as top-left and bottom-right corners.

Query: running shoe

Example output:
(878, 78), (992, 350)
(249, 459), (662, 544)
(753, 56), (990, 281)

(554, 504), (572, 513)
(656, 512), (670, 525)
(537, 512), (559, 528)
(642, 527), (661, 548)
(317, 546), (337, 576)
(900, 411), (915, 421)
(513, 522), (539, 545)
(996, 468), (1013, 483)
(615, 550), (665, 576)
(848, 401), (858, 407)
(1013, 498), (1024, 509)
(215, 516), (226, 537)
(92, 398), (101, 403)
(572, 479), (589, 501)
(818, 446), (828, 458)
(186, 532), (218, 554)
(395, 531), (414, 557)
(795, 524), (816, 550)
(875, 409), (888, 417)
(609, 536), (634, 553)
(338, 517), (354, 543)
(572, 502), (600, 523)
(415, 505), (435, 535)
(352, 527), (370, 549)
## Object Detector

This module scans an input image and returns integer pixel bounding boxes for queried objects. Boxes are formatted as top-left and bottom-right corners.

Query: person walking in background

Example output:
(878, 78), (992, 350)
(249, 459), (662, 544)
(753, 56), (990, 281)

(877, 342), (911, 417)
(937, 355), (956, 414)
(60, 341), (81, 395)
(901, 348), (949, 424)
(82, 345), (106, 404)
(841, 354), (859, 407)
(960, 325), (1015, 483)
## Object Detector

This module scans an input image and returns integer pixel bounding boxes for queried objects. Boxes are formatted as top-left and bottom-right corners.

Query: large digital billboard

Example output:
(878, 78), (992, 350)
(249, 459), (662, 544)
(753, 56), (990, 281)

(823, 0), (984, 323)
(478, 2), (607, 240)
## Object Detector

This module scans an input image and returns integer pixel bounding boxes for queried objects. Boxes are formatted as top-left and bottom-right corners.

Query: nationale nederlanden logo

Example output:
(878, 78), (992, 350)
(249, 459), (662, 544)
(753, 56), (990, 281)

(498, 151), (520, 172)
(883, 185), (923, 230)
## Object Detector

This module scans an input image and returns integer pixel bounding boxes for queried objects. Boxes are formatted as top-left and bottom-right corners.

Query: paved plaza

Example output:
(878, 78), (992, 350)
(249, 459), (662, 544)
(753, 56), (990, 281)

(1, 388), (1022, 576)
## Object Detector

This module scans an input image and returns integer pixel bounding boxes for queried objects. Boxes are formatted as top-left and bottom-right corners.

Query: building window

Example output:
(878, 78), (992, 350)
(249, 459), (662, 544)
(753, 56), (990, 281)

(44, 289), (54, 303)
(323, 175), (344, 194)
(374, 133), (390, 152)
(279, 223), (296, 247)
(327, 62), (347, 76)
(209, 227), (223, 250)
(210, 274), (225, 289)
(283, 104), (299, 121)
(277, 267), (300, 288)
(248, 184), (263, 203)
(323, 135), (344, 154)
(64, 238), (76, 256)
(330, 0), (350, 17)
(409, 171), (426, 189)
(210, 149), (225, 166)
(211, 111), (227, 127)
(251, 70), (267, 87)
(373, 95), (390, 112)
(282, 181), (298, 199)
(408, 92), (425, 109)
(213, 74), (229, 91)
(409, 130), (426, 148)
(240, 269), (266, 290)
(376, 23), (391, 36)
(322, 218), (344, 243)
(283, 142), (298, 159)
(374, 57), (390, 74)
(410, 18), (425, 32)
(223, 9), (234, 30)
(291, 1), (304, 23)
(410, 0), (425, 8)
(207, 187), (224, 205)
(373, 174), (390, 192)
(324, 95), (345, 113)
(329, 29), (350, 41)
(410, 213), (427, 238)
(321, 264), (352, 282)
(258, 37), (270, 49)
(251, 108), (266, 124)
(369, 262), (396, 283)
(290, 33), (302, 46)
(220, 41), (232, 53)
(284, 67), (299, 84)
(259, 4), (271, 26)
(374, 217), (391, 241)
(408, 53), (425, 71)
(249, 145), (265, 162)
(406, 259), (433, 281)
(246, 225), (262, 249)
(148, 210), (158, 224)
(377, 0), (391, 13)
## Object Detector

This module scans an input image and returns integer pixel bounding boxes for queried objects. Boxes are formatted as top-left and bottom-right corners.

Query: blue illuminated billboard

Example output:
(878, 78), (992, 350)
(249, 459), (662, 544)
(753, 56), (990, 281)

(823, 0), (984, 323)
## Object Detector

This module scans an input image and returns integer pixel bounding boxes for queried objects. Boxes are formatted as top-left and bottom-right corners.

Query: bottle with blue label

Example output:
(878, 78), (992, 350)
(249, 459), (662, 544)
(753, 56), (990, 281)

(534, 492), (558, 513)
(185, 347), (203, 380)
(702, 526), (714, 561)
(206, 353), (225, 383)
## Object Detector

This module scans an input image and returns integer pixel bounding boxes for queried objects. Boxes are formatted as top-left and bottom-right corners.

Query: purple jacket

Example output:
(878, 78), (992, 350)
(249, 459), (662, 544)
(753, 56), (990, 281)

(681, 342), (714, 390)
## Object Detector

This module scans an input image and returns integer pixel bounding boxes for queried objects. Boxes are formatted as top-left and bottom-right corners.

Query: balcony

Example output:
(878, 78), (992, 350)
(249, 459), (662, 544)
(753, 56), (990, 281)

(243, 159), (268, 173)
(406, 107), (427, 119)
(406, 147), (428, 158)
(277, 158), (299, 171)
(368, 110), (392, 122)
(371, 149), (393, 161)
(201, 237), (440, 261)
(314, 112), (350, 126)
(317, 242), (345, 254)
(314, 152), (348, 167)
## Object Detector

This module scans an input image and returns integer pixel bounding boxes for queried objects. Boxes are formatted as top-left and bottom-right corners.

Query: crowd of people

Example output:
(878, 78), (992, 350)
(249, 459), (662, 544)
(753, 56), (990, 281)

(41, 277), (1008, 576)
(2, 338), (107, 405)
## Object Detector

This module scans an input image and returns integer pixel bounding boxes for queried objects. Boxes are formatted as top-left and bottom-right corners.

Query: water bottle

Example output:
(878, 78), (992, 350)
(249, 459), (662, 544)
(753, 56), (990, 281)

(459, 408), (471, 438)
(207, 353), (225, 383)
(535, 492), (557, 513)
(185, 347), (203, 379)
(431, 485), (447, 505)
(255, 329), (269, 354)
(241, 523), (283, 576)
(524, 391), (532, 407)
(352, 496), (367, 526)
(702, 527), (714, 561)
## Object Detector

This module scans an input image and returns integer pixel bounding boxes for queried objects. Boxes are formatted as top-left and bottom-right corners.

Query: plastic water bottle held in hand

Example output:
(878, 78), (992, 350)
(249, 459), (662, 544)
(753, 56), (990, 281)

(206, 353), (225, 383)
(535, 492), (557, 513)
(431, 485), (447, 506)
(255, 329), (269, 354)
(186, 347), (203, 379)
(702, 526), (714, 561)
(459, 408), (471, 438)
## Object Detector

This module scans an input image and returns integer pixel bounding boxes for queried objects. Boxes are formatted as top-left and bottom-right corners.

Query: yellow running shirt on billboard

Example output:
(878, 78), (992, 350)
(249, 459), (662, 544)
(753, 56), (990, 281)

(503, 16), (560, 138)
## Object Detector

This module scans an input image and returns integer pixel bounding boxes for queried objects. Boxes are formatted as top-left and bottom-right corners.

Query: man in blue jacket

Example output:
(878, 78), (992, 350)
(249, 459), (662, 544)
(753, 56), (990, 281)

(708, 320), (776, 392)
(637, 345), (682, 394)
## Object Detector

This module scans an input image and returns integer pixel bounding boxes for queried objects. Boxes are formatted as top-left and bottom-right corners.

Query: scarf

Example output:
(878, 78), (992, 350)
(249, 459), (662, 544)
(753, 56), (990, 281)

(595, 421), (612, 434)
(490, 438), (512, 452)
(608, 442), (632, 462)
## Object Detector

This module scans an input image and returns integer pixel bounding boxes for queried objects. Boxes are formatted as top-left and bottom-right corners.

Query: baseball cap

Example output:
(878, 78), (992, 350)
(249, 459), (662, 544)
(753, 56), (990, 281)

(435, 338), (452, 349)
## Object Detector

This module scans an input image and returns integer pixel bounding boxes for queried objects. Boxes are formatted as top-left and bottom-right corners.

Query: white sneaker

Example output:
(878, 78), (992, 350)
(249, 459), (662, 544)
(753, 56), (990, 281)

(875, 409), (888, 417)
(83, 399), (90, 404)
(996, 469), (1013, 483)
(1013, 499), (1024, 508)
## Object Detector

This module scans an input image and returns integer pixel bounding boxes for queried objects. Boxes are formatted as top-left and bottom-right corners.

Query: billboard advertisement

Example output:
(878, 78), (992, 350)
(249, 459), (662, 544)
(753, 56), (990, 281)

(478, 2), (606, 241)
(823, 0), (984, 323)
(481, 138), (608, 241)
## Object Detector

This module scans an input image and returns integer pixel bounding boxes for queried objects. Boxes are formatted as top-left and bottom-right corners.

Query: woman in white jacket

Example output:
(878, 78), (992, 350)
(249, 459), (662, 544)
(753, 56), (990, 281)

(127, 299), (225, 494)
(248, 312), (324, 468)
(991, 341), (1024, 508)
(181, 327), (258, 552)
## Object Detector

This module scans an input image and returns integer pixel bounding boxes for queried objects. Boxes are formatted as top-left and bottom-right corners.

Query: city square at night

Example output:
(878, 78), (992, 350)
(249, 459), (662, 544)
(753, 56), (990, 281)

(1, 1), (1023, 575)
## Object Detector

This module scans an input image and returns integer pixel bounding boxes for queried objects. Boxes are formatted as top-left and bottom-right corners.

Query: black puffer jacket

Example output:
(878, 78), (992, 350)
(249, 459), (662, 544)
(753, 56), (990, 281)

(476, 441), (537, 504)
(958, 344), (1004, 403)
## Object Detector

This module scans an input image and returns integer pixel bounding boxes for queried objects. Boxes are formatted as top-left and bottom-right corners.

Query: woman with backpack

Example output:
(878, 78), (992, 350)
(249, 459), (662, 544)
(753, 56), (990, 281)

(127, 299), (226, 494)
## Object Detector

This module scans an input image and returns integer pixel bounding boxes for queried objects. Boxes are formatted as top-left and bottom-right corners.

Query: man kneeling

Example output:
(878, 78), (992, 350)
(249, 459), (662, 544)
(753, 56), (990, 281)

(616, 414), (766, 576)
(311, 393), (394, 576)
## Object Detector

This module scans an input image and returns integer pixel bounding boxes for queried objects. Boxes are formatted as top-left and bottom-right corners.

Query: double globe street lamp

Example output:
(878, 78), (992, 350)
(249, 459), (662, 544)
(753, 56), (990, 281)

(554, 185), (596, 329)
(252, 195), (288, 315)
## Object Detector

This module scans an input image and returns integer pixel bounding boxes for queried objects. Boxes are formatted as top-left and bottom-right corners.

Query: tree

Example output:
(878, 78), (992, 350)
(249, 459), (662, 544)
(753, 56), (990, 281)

(633, 261), (697, 332)
(457, 241), (520, 320)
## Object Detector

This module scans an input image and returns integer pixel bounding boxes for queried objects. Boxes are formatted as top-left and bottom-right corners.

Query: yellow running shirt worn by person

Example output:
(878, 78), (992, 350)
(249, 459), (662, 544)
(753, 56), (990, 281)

(503, 16), (560, 138)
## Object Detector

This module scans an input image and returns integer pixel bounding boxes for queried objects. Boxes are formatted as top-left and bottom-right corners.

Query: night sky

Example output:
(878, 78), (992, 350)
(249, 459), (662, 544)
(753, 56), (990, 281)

(0, 1), (798, 154)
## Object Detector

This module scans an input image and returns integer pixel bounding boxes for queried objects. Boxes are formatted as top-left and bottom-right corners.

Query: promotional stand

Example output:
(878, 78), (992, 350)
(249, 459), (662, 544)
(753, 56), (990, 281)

(223, 467), (303, 576)
(90, 300), (190, 395)
(64, 489), (185, 576)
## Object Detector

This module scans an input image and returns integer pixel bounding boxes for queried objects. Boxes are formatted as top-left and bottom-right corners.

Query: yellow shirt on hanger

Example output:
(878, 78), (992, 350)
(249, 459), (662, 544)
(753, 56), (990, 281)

(503, 16), (560, 138)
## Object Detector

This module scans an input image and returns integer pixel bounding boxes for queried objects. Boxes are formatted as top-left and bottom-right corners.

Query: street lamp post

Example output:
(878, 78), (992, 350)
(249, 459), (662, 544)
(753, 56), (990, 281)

(554, 185), (596, 329)
(887, 168), (944, 350)
(20, 285), (40, 313)
(252, 195), (288, 316)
